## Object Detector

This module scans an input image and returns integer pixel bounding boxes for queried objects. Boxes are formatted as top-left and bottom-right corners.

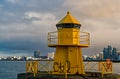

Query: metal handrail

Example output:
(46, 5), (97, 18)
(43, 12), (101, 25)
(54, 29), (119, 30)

(48, 31), (90, 45)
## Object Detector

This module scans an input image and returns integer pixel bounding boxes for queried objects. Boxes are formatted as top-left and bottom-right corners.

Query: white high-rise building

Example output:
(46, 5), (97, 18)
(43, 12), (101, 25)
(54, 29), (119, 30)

(99, 52), (103, 60)
(48, 52), (54, 59)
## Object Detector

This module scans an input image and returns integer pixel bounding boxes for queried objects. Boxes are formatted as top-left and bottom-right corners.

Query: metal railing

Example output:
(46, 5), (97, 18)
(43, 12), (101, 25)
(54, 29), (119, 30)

(26, 60), (53, 76)
(80, 31), (90, 45)
(48, 31), (90, 45)
(26, 60), (112, 77)
(48, 31), (58, 45)
(84, 61), (112, 77)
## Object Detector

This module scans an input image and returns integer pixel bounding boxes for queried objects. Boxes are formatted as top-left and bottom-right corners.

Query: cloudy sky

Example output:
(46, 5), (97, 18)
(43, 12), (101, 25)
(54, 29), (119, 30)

(0, 0), (120, 56)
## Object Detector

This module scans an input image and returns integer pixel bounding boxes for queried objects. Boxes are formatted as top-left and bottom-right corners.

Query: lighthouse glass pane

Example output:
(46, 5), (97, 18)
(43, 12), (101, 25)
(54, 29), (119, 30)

(56, 24), (80, 29)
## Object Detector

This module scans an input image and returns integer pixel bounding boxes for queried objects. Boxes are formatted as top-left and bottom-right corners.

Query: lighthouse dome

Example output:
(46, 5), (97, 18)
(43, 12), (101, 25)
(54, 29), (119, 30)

(56, 11), (81, 29)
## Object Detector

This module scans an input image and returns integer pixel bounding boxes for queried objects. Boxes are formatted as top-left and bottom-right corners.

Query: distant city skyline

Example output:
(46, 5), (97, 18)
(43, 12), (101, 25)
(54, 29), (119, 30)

(0, 0), (120, 56)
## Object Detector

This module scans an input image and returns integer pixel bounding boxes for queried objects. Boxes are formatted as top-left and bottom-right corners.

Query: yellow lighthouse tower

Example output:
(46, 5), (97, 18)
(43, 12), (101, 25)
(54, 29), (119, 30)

(48, 12), (90, 74)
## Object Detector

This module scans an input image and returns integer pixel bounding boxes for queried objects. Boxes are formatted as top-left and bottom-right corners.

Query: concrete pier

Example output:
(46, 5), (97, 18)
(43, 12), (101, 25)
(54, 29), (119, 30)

(17, 72), (120, 79)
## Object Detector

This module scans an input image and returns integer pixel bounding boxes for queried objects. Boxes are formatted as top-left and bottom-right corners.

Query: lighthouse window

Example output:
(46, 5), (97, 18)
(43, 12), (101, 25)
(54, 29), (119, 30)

(57, 26), (62, 29)
(57, 25), (63, 30)
(74, 24), (81, 29)
(56, 24), (81, 29)
(63, 24), (74, 28)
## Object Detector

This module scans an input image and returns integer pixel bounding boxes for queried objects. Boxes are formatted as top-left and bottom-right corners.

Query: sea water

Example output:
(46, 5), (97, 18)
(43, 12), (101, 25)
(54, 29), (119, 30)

(0, 61), (25, 79)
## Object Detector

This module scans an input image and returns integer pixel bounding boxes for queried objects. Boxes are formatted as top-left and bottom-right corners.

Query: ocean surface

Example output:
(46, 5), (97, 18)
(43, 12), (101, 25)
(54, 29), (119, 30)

(0, 61), (120, 79)
(0, 61), (26, 79)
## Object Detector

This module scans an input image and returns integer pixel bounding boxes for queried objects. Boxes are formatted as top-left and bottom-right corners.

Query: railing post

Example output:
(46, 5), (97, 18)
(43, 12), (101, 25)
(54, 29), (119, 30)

(65, 61), (68, 79)
(102, 62), (104, 77)
(26, 60), (28, 73)
(98, 62), (100, 71)
(26, 61), (38, 77)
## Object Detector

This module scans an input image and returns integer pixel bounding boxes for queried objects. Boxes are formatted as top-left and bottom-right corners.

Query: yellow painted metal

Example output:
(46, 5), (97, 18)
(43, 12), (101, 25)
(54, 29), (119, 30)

(58, 28), (79, 45)
(53, 46), (85, 74)
(56, 11), (80, 25)
(65, 61), (68, 78)
(48, 12), (90, 75)
(26, 60), (53, 75)
(100, 61), (112, 77)
(26, 61), (38, 77)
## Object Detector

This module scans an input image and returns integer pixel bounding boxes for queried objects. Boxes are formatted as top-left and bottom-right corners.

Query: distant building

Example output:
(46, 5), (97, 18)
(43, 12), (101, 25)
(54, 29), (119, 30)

(26, 56), (33, 60)
(82, 55), (88, 60)
(40, 56), (48, 59)
(99, 52), (103, 60)
(103, 45), (118, 60)
(34, 50), (40, 58)
(20, 56), (26, 60)
(48, 52), (54, 59)
(117, 51), (120, 60)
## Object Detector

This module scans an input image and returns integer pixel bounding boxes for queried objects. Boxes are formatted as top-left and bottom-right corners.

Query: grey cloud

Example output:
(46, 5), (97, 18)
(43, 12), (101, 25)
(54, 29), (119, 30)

(0, 0), (64, 24)
(0, 0), (120, 56)
(6, 0), (19, 3)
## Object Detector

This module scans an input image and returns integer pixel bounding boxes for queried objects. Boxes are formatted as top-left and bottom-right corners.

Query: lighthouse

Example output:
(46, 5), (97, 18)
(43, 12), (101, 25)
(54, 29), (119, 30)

(48, 12), (90, 74)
